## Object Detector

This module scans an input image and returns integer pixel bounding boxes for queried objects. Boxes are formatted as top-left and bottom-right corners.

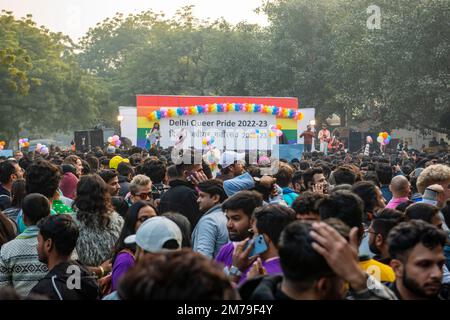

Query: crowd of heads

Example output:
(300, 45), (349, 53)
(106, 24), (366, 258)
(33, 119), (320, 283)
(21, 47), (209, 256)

(0, 143), (449, 301)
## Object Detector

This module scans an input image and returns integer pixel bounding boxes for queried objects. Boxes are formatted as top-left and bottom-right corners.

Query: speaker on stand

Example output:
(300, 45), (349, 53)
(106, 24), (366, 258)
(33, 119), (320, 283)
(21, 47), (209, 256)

(74, 131), (90, 152)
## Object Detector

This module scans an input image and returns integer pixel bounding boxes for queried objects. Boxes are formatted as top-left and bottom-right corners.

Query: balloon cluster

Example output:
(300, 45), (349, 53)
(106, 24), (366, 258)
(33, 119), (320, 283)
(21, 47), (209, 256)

(250, 125), (283, 138)
(270, 125), (283, 138)
(147, 104), (304, 121)
(35, 143), (49, 155)
(377, 132), (391, 145)
(107, 135), (121, 147)
(202, 136), (216, 146)
(0, 141), (5, 151)
(19, 138), (29, 149)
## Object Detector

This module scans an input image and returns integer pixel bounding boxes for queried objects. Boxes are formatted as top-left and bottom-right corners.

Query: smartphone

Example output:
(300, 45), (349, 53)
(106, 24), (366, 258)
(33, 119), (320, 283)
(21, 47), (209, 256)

(247, 234), (268, 258)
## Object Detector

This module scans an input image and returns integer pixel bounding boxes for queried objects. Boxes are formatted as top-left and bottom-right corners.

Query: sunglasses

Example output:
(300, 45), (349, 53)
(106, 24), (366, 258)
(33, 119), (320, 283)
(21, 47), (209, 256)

(135, 192), (153, 199)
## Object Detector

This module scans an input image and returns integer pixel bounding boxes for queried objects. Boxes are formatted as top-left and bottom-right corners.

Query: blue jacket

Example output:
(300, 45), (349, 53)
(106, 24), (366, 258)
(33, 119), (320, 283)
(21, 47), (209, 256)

(191, 204), (229, 258)
(223, 172), (255, 197)
(281, 187), (299, 207)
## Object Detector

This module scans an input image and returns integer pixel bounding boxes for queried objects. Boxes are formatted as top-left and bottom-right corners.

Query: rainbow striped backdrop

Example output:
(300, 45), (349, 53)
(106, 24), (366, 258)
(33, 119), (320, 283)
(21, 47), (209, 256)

(136, 95), (300, 148)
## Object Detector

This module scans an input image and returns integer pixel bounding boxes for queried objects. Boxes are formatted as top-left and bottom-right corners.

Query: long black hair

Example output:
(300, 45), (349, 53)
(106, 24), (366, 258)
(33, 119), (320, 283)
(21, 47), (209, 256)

(111, 201), (158, 265)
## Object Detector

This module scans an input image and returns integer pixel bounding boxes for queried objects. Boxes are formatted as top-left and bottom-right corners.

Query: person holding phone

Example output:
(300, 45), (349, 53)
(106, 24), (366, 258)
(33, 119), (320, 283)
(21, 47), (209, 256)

(215, 191), (263, 275)
(228, 204), (295, 285)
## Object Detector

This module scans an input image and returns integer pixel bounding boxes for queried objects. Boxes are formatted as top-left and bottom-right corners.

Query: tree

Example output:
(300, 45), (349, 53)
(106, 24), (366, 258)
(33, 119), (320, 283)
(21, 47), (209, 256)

(0, 11), (112, 142)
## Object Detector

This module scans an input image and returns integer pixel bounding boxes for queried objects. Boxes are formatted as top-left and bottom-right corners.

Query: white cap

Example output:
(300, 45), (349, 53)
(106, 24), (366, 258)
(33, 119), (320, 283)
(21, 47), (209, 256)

(220, 151), (245, 169)
(124, 216), (182, 253)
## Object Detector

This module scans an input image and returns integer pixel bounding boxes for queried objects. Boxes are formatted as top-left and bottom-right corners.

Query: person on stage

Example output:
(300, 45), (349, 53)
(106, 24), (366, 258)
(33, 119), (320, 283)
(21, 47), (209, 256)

(299, 125), (315, 152)
(318, 123), (331, 155)
(145, 122), (161, 150)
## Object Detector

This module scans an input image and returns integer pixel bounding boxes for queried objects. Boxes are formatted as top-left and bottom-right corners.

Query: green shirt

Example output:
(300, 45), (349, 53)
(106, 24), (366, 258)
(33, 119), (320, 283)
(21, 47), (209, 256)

(52, 199), (73, 214)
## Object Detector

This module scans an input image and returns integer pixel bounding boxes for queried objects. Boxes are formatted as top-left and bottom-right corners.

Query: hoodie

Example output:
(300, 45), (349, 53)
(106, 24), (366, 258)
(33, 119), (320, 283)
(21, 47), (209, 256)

(238, 275), (290, 300)
(28, 261), (99, 300)
(281, 187), (299, 207)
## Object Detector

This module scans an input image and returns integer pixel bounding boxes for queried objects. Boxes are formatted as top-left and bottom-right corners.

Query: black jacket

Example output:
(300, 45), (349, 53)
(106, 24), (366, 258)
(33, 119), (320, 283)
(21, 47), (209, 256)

(239, 275), (291, 300)
(118, 175), (130, 198)
(158, 179), (201, 231)
(0, 184), (11, 211)
(28, 261), (99, 300)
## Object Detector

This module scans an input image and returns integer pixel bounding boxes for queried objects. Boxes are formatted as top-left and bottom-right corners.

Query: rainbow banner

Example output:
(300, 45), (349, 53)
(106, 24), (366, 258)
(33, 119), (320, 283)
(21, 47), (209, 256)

(136, 95), (300, 148)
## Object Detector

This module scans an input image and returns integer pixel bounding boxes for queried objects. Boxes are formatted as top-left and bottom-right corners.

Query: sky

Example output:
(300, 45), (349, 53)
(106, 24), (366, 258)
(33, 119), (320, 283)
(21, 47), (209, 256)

(0, 0), (269, 41)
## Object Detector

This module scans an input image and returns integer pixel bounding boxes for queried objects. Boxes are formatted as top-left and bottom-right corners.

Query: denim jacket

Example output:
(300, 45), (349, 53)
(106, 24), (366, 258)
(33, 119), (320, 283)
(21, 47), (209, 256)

(191, 204), (229, 258)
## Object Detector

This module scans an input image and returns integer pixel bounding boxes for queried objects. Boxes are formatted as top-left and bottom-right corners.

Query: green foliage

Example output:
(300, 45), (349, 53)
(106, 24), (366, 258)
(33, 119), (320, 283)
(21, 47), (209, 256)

(0, 10), (112, 141)
(2, 1), (449, 140)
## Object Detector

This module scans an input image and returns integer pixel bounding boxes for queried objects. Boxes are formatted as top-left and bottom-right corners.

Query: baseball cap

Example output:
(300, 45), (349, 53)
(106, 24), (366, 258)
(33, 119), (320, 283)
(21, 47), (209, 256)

(220, 151), (246, 169)
(124, 216), (182, 253)
(109, 155), (130, 170)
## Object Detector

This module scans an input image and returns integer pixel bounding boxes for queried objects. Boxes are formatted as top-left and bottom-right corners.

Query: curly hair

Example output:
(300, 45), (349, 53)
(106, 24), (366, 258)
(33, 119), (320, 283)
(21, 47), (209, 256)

(25, 160), (61, 199)
(291, 191), (325, 216)
(417, 164), (450, 194)
(117, 249), (238, 300)
(73, 174), (113, 228)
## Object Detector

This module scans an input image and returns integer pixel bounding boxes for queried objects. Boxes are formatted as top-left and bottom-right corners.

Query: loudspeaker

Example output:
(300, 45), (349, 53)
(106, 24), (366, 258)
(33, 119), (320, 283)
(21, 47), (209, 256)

(89, 129), (104, 149)
(74, 131), (90, 152)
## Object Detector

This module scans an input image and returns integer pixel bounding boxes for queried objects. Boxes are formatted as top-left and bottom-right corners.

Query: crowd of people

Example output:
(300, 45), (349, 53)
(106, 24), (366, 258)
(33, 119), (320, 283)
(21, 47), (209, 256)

(0, 141), (449, 300)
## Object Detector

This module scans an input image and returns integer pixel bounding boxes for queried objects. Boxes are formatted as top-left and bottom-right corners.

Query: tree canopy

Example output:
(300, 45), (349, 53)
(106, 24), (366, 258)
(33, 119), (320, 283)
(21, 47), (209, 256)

(1, 0), (449, 142)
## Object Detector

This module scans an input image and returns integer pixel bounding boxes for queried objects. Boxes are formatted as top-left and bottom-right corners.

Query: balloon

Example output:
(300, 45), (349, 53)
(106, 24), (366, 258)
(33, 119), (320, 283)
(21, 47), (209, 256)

(108, 137), (113, 143)
(0, 145), (3, 150)
(24, 138), (28, 142)
(210, 137), (215, 145)
(366, 136), (373, 144)
(377, 136), (384, 144)
(113, 135), (119, 141)
(202, 138), (208, 145)
(276, 124), (282, 130)
(382, 132), (388, 139)
(116, 140), (121, 147)
(36, 143), (42, 150)
(276, 130), (283, 137)
(269, 132), (276, 138)
(41, 147), (49, 155)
